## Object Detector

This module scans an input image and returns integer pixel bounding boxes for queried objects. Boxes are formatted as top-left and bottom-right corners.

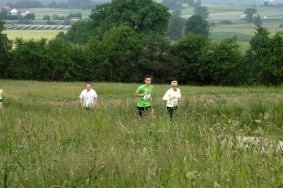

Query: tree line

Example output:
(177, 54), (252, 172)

(0, 0), (282, 85)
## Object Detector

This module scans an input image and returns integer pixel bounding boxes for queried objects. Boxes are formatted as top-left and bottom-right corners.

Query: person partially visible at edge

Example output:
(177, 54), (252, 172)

(134, 75), (154, 117)
(162, 81), (181, 119)
(79, 82), (97, 110)
(0, 88), (3, 109)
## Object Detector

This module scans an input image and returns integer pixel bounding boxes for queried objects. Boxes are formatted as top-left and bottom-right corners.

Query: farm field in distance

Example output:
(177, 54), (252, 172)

(3, 4), (283, 52)
(0, 80), (282, 187)
(3, 29), (66, 40)
(2, 7), (90, 41)
(29, 8), (92, 20)
(182, 4), (283, 52)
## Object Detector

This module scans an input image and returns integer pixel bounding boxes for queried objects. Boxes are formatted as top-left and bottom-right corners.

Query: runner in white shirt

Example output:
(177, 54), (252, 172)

(162, 81), (181, 119)
(79, 82), (97, 109)
(0, 88), (3, 109)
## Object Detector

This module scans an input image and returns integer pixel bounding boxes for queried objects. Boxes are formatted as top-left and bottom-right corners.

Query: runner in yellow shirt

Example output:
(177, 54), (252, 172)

(163, 81), (181, 119)
(0, 89), (3, 109)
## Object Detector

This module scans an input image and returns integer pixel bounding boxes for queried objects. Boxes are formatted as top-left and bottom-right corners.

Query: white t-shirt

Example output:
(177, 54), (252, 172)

(162, 88), (181, 107)
(79, 89), (97, 108)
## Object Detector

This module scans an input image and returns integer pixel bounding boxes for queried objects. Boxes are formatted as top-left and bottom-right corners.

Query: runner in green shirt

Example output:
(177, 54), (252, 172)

(134, 75), (153, 117)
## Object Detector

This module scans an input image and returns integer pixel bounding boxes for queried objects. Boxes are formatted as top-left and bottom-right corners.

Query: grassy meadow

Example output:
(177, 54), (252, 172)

(0, 80), (282, 187)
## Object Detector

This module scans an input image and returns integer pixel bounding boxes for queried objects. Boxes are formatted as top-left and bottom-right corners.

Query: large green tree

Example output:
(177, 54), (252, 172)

(245, 26), (283, 85)
(253, 14), (262, 26)
(263, 31), (283, 85)
(9, 38), (49, 80)
(9, 37), (81, 81)
(89, 0), (170, 36)
(194, 6), (209, 19)
(244, 8), (257, 25)
(168, 15), (185, 40)
(0, 20), (12, 78)
(245, 26), (270, 84)
(83, 37), (106, 81)
(24, 13), (36, 20)
(64, 0), (170, 44)
(57, 21), (94, 45)
(138, 33), (179, 83)
(46, 38), (80, 81)
(184, 15), (210, 36)
(85, 25), (142, 82)
(172, 34), (208, 84)
(198, 37), (244, 85)
(101, 25), (142, 82)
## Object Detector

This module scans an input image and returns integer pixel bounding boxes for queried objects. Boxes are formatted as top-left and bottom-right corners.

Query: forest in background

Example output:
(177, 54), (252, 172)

(0, 0), (282, 86)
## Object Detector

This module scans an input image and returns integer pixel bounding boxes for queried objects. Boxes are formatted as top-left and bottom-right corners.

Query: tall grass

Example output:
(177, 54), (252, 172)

(0, 80), (282, 187)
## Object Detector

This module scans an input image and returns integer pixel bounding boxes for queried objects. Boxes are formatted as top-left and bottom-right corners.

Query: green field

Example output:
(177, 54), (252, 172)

(182, 4), (283, 52)
(0, 80), (282, 187)
(3, 30), (66, 41)
(183, 4), (283, 21)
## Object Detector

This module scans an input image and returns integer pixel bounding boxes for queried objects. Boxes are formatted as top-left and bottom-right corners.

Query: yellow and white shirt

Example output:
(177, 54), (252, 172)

(162, 88), (181, 107)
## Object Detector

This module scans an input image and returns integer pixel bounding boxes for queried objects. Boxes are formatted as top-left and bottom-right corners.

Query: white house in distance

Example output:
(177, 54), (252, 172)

(1, 7), (31, 16)
(240, 14), (247, 19)
(9, 8), (18, 15)
(19, 10), (30, 16)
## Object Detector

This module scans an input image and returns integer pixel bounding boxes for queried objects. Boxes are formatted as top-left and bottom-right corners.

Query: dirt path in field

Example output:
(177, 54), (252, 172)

(226, 136), (283, 151)
(186, 93), (283, 104)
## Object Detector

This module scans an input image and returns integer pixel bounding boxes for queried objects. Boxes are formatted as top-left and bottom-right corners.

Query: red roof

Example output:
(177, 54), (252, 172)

(0, 6), (10, 10)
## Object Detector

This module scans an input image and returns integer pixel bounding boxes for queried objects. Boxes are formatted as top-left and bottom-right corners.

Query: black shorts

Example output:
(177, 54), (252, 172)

(137, 106), (151, 117)
(167, 106), (178, 118)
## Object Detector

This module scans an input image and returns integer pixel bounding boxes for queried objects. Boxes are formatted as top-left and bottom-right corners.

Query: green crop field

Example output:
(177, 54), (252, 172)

(189, 4), (283, 52)
(3, 30), (66, 41)
(182, 4), (283, 21)
(0, 80), (282, 187)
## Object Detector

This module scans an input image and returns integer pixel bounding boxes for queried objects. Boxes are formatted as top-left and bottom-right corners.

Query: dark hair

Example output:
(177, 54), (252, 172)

(86, 82), (92, 86)
(144, 75), (152, 80)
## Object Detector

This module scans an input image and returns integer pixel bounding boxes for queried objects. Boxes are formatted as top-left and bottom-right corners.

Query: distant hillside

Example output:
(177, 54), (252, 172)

(202, 0), (275, 5)
(0, 0), (111, 9)
(1, 0), (283, 6)
(0, 0), (110, 5)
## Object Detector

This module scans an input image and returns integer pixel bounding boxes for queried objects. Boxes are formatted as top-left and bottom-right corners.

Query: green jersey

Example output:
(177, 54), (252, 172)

(136, 84), (153, 107)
